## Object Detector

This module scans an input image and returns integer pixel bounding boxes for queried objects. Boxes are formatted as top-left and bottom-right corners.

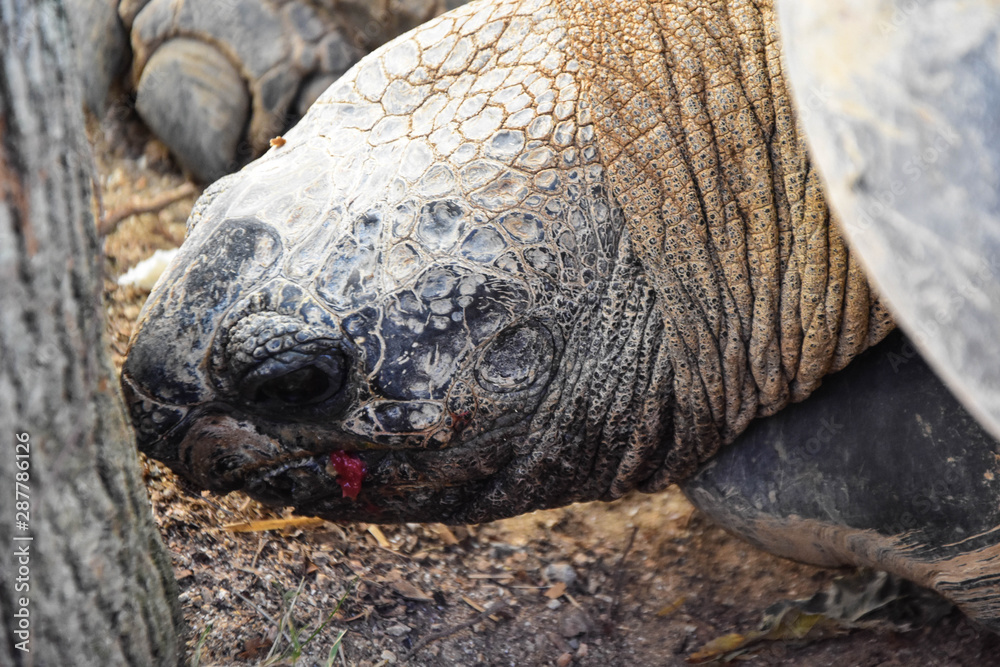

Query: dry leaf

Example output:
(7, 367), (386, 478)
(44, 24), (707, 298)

(545, 582), (567, 599)
(236, 635), (272, 661)
(657, 597), (686, 617)
(223, 517), (325, 533)
(432, 524), (460, 545)
(392, 579), (434, 602)
(687, 633), (748, 663)
(368, 525), (391, 548)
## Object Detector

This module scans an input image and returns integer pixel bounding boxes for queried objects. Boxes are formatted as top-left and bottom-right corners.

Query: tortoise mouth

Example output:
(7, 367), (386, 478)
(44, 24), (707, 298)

(125, 370), (528, 523)
(145, 407), (514, 523)
(239, 450), (380, 509)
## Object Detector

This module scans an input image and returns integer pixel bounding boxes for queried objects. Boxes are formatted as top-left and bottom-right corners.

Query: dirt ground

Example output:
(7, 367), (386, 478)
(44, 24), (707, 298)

(92, 105), (1000, 667)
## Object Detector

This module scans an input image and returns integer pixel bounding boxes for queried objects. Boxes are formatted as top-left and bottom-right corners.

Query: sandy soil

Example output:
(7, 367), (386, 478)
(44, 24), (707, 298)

(92, 106), (1000, 667)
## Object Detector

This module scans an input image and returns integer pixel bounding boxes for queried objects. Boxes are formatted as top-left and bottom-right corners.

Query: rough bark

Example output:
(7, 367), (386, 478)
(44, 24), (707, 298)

(0, 1), (181, 665)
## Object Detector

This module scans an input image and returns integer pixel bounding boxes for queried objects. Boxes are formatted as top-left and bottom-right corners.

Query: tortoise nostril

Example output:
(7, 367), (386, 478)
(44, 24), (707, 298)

(255, 360), (344, 406)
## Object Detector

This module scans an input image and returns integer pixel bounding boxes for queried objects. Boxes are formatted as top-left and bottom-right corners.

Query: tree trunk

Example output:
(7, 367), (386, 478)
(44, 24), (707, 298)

(0, 2), (181, 665)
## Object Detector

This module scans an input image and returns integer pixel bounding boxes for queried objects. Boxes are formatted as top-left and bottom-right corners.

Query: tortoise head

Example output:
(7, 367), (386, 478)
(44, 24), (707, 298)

(122, 2), (678, 524)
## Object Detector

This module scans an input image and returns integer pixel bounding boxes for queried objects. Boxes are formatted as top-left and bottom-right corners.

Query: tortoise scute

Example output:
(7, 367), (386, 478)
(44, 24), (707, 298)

(416, 200), (468, 251)
(460, 227), (508, 263)
(364, 266), (529, 401)
(316, 236), (379, 312)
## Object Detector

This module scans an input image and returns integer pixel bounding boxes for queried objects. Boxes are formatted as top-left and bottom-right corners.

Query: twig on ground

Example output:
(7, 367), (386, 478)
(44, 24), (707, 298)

(461, 595), (501, 622)
(250, 535), (269, 570)
(608, 526), (639, 623)
(99, 181), (198, 235)
(400, 600), (508, 662)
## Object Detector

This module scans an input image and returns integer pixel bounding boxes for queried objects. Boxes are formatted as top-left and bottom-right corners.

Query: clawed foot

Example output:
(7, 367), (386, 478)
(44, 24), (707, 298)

(67, 0), (462, 181)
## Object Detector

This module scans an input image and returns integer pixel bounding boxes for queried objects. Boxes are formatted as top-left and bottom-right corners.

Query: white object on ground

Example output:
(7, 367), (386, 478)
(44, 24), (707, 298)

(117, 248), (179, 290)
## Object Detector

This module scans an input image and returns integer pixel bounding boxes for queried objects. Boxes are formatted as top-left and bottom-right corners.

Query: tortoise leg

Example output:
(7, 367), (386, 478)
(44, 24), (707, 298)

(66, 0), (129, 115)
(128, 0), (363, 182)
(135, 38), (250, 182)
(681, 330), (1000, 632)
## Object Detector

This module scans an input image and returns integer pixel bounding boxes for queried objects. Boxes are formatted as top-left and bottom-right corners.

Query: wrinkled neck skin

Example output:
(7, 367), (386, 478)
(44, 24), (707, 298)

(122, 0), (890, 524)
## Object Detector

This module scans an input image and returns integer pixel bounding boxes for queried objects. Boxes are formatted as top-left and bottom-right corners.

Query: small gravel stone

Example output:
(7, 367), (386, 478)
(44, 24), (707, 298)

(547, 599), (562, 610)
(544, 562), (578, 586)
(386, 624), (412, 637)
(556, 651), (573, 667)
(559, 607), (593, 638)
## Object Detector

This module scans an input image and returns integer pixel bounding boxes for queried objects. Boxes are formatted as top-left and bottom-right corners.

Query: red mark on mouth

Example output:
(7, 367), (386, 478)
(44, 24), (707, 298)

(327, 450), (367, 500)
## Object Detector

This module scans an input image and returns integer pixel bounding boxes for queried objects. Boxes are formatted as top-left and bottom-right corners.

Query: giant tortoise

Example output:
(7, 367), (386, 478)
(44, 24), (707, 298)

(121, 0), (1000, 632)
(68, 0), (468, 182)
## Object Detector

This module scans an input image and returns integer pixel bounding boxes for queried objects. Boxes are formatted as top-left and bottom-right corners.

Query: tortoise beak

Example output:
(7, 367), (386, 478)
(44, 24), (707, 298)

(122, 216), (286, 454)
(779, 0), (1000, 440)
